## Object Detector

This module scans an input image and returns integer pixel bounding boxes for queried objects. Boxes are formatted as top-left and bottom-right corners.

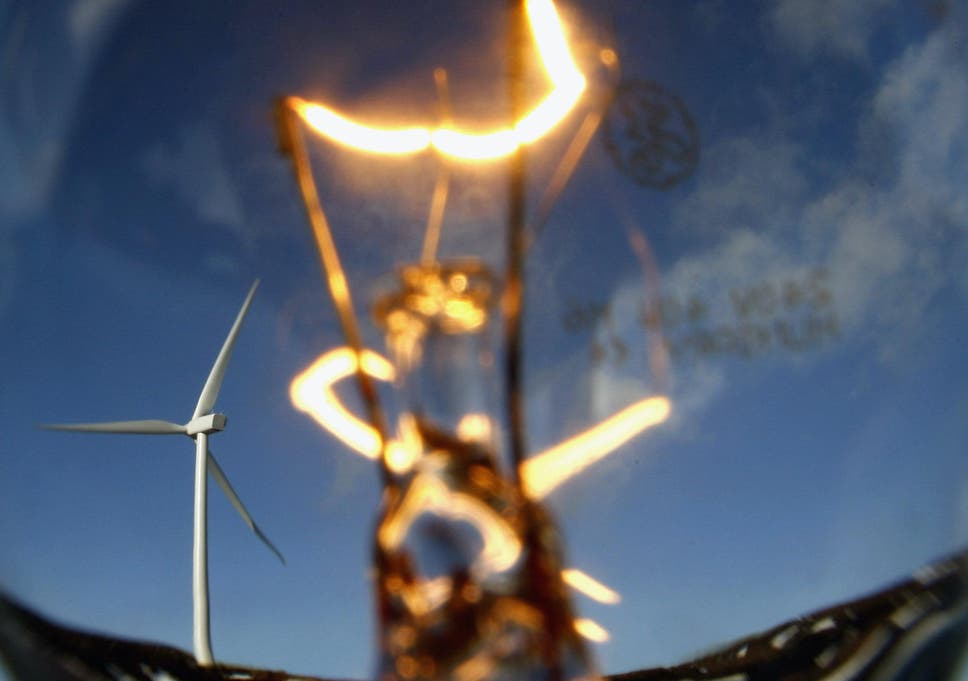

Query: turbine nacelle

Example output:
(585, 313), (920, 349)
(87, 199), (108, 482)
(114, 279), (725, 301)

(185, 414), (227, 436)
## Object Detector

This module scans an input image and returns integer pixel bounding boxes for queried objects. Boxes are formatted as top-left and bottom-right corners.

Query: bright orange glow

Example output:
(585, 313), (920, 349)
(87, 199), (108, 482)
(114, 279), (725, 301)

(454, 653), (494, 681)
(574, 618), (610, 643)
(522, 397), (672, 500)
(379, 474), (523, 576)
(289, 347), (395, 459)
(399, 575), (454, 616)
(513, 82), (584, 145)
(430, 128), (518, 161)
(457, 413), (493, 444)
(291, 0), (586, 161)
(291, 348), (671, 498)
(562, 568), (621, 604)
(387, 413), (422, 475)
(293, 100), (432, 156)
(385, 440), (420, 476)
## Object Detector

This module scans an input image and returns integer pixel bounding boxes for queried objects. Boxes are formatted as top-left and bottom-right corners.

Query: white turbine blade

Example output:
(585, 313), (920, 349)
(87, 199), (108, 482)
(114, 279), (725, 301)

(192, 280), (259, 420)
(206, 449), (285, 565)
(41, 420), (187, 435)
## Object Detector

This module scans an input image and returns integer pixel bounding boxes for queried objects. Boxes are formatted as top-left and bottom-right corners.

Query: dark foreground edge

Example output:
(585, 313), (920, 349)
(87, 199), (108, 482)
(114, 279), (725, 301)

(3, 549), (967, 681)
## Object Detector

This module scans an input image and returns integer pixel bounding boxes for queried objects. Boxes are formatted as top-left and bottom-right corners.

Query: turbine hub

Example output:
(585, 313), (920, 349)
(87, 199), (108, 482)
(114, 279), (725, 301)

(185, 413), (227, 436)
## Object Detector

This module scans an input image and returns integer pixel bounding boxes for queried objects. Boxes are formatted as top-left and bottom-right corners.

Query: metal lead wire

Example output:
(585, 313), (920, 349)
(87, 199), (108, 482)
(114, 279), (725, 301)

(420, 68), (453, 267)
(529, 48), (621, 249)
(504, 0), (528, 484)
(276, 99), (395, 488)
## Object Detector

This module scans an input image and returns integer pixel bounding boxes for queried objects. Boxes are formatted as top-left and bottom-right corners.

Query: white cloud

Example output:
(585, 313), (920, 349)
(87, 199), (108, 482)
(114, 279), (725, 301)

(0, 14), (62, 222)
(666, 229), (794, 308)
(873, 21), (968, 221)
(600, 12), (968, 417)
(587, 282), (661, 420)
(69, 0), (130, 55)
(769, 0), (894, 61)
(142, 124), (247, 238)
(0, 2), (129, 319)
(672, 135), (808, 238)
(0, 0), (130, 222)
(0, 131), (58, 223)
(813, 16), (967, 354)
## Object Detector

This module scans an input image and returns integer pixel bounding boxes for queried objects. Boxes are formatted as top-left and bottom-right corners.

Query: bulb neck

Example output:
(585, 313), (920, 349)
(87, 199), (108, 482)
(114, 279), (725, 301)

(373, 259), (500, 455)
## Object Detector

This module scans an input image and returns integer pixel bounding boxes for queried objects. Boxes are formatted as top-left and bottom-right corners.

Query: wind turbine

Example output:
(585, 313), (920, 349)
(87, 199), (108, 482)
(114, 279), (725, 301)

(42, 280), (284, 666)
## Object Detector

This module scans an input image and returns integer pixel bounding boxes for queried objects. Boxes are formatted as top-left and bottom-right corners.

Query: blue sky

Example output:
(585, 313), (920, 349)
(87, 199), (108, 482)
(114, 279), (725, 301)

(1, 1), (967, 679)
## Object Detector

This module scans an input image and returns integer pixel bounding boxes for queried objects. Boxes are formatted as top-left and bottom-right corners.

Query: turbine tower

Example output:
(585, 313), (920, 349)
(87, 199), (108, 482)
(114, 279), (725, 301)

(43, 280), (283, 666)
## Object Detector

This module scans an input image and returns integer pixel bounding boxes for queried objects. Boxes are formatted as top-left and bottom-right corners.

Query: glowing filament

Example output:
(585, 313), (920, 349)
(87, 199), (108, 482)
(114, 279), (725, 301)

(378, 474), (523, 576)
(574, 618), (610, 643)
(291, 0), (586, 161)
(290, 347), (671, 497)
(290, 347), (395, 459)
(522, 397), (671, 500)
(297, 104), (431, 156)
(457, 413), (493, 444)
(562, 568), (621, 605)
